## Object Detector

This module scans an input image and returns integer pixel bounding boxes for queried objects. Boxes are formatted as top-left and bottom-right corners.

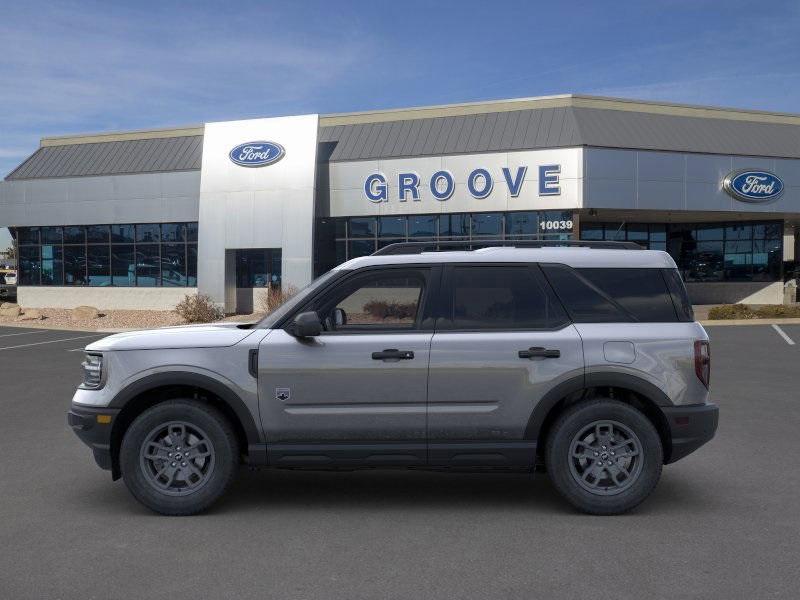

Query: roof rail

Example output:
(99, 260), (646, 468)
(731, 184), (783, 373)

(372, 239), (644, 256)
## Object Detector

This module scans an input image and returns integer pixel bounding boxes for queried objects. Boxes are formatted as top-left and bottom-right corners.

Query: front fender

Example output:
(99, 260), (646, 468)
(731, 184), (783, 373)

(108, 369), (263, 446)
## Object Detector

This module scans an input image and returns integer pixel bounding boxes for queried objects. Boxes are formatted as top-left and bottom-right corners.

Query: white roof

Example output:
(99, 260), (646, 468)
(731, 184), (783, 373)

(336, 246), (677, 270)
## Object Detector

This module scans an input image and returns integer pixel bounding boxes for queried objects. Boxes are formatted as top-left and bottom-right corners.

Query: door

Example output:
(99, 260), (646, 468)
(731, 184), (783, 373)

(427, 264), (584, 467)
(234, 248), (282, 314)
(258, 266), (437, 467)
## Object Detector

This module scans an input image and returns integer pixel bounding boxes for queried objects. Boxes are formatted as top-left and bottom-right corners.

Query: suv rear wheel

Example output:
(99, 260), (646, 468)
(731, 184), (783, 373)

(120, 400), (239, 515)
(545, 399), (663, 515)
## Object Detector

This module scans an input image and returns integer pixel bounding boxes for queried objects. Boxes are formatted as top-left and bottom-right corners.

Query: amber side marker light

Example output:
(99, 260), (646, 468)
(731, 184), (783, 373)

(96, 415), (112, 424)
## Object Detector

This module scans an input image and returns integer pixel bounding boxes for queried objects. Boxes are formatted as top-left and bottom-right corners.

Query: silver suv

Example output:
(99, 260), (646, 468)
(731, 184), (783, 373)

(68, 241), (718, 515)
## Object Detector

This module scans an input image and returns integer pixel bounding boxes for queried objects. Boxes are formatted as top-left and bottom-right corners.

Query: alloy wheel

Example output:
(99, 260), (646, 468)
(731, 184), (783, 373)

(139, 421), (216, 496)
(568, 420), (643, 496)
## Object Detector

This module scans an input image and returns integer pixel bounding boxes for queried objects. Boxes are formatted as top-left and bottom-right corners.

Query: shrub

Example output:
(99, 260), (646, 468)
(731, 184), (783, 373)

(707, 304), (758, 320)
(754, 304), (800, 318)
(363, 300), (417, 320)
(257, 284), (298, 314)
(175, 294), (223, 323)
(706, 304), (800, 320)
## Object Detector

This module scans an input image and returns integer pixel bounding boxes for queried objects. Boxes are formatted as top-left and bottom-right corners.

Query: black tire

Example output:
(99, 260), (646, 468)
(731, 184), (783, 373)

(120, 400), (239, 515)
(545, 399), (663, 515)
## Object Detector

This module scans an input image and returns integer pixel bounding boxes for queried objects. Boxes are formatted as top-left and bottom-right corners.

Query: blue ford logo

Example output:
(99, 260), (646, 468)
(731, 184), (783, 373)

(723, 169), (783, 203)
(229, 141), (285, 167)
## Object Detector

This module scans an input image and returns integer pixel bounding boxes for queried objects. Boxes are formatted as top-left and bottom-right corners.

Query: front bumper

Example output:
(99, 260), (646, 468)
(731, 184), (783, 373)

(67, 404), (120, 471)
(662, 403), (719, 464)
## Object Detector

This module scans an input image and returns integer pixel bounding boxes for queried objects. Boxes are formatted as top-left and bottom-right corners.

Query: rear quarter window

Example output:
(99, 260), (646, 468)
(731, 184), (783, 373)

(541, 265), (680, 323)
(662, 268), (694, 322)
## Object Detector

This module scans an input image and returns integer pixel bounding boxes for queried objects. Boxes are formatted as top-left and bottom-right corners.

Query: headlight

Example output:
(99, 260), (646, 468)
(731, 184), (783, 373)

(81, 353), (104, 389)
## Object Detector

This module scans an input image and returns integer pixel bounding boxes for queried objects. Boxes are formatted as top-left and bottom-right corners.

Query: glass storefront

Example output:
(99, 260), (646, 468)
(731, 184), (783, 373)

(580, 220), (783, 282)
(15, 223), (199, 287)
(314, 210), (573, 275)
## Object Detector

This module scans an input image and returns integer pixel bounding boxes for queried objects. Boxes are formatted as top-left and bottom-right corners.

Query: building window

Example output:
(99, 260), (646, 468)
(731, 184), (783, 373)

(235, 249), (282, 288)
(64, 245), (87, 286)
(409, 215), (437, 238)
(471, 213), (503, 237)
(41, 244), (63, 286)
(111, 245), (135, 286)
(14, 223), (199, 287)
(135, 245), (161, 286)
(321, 210), (573, 267)
(19, 246), (40, 285)
(580, 221), (783, 282)
(87, 245), (111, 286)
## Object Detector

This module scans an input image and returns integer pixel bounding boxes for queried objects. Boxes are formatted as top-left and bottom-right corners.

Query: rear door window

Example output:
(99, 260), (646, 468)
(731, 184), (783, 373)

(441, 265), (568, 330)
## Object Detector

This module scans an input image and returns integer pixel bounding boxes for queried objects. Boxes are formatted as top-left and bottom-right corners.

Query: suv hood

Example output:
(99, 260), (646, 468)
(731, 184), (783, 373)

(85, 322), (258, 352)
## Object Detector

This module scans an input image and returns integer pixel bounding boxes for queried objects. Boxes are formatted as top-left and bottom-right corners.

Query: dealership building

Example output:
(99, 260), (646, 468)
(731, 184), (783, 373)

(1, 94), (798, 312)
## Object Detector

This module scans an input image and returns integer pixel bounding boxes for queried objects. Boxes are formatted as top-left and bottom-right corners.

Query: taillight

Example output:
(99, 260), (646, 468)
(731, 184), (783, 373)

(694, 340), (710, 388)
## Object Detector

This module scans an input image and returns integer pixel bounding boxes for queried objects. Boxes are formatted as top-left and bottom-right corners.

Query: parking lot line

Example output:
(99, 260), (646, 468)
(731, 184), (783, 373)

(0, 334), (103, 351)
(771, 324), (795, 346)
(0, 330), (49, 339)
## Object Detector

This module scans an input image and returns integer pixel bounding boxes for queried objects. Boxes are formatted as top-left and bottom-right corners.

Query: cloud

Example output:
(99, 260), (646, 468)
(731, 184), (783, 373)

(578, 7), (800, 111)
(2, 0), (800, 180)
(0, 2), (373, 175)
(592, 73), (800, 111)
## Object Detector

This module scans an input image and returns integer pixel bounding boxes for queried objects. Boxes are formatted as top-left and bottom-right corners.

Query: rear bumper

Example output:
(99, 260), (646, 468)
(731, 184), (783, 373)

(662, 403), (719, 464)
(67, 404), (120, 471)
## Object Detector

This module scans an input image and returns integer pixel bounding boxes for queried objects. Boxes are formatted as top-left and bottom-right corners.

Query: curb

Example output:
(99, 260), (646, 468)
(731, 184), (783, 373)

(0, 321), (107, 332)
(0, 321), (155, 333)
(700, 317), (800, 327)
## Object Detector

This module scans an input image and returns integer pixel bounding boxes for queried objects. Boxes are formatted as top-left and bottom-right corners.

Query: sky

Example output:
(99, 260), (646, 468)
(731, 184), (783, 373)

(1, 0), (799, 249)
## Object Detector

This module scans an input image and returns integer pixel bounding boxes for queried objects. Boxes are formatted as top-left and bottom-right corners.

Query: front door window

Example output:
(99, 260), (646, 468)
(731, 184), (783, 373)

(306, 269), (428, 333)
(329, 274), (423, 331)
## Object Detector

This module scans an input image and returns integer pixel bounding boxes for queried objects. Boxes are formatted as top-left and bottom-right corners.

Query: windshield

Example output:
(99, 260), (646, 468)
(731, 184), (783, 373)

(257, 269), (340, 329)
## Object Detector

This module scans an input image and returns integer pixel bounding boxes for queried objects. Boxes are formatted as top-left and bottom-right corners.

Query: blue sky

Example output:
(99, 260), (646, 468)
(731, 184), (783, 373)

(1, 0), (799, 249)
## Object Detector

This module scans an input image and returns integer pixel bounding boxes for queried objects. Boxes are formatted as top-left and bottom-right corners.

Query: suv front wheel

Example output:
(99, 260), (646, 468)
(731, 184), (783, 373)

(120, 400), (239, 515)
(545, 399), (663, 515)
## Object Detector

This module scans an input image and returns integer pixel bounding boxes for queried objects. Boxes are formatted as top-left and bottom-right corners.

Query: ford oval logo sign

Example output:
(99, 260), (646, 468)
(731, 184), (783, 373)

(229, 141), (285, 167)
(723, 169), (784, 203)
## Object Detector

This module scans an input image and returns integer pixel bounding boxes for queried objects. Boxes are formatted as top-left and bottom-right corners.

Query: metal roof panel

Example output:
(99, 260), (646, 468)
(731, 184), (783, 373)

(10, 101), (800, 181)
(5, 135), (203, 180)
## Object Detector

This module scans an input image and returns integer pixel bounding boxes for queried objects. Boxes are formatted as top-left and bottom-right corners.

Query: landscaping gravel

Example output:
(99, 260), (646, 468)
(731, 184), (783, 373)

(0, 308), (259, 331)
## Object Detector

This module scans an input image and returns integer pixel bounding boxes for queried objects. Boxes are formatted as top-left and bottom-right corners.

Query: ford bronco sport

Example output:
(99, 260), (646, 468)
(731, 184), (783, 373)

(68, 240), (718, 515)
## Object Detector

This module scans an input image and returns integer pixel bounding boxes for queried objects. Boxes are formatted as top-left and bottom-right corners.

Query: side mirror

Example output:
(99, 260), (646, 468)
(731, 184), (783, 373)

(333, 307), (347, 328)
(291, 311), (322, 338)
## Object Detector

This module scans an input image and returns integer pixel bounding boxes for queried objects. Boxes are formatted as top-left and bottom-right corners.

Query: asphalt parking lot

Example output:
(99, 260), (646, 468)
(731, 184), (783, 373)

(0, 324), (798, 599)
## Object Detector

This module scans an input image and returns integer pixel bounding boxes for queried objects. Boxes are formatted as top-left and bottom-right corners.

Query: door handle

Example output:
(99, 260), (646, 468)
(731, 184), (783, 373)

(518, 347), (560, 359)
(248, 349), (258, 378)
(372, 349), (415, 360)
